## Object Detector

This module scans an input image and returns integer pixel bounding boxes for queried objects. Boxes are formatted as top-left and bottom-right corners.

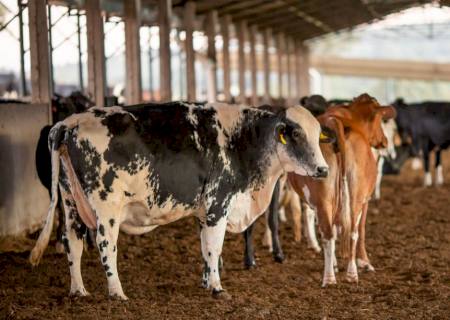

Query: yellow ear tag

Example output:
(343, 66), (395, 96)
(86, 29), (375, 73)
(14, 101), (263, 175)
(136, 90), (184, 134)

(320, 132), (328, 141)
(279, 133), (287, 145)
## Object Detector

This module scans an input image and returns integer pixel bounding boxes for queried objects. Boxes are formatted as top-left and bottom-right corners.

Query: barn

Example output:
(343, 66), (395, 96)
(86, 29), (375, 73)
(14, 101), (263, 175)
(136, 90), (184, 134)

(0, 0), (449, 318)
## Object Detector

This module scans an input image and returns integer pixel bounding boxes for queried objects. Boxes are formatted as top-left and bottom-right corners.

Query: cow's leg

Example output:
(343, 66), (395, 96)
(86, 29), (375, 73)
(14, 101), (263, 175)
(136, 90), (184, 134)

(303, 202), (321, 253)
(291, 193), (302, 242)
(435, 149), (444, 186)
(423, 145), (432, 187)
(55, 203), (65, 254)
(262, 214), (273, 251)
(267, 180), (284, 263)
(316, 204), (335, 287)
(60, 189), (88, 297)
(356, 202), (375, 272)
(374, 157), (384, 200)
(200, 217), (230, 299)
(243, 222), (257, 268)
(95, 207), (126, 300)
(346, 204), (366, 283)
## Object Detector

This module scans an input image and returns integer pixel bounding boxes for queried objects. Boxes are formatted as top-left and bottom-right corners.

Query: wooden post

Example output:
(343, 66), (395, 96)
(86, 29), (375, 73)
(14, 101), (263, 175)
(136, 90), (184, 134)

(205, 10), (218, 102)
(249, 25), (258, 106)
(286, 37), (292, 104)
(28, 0), (51, 110)
(184, 1), (196, 102)
(124, 0), (142, 104)
(298, 43), (311, 97)
(159, 0), (172, 101)
(237, 20), (247, 104)
(276, 33), (284, 99)
(294, 40), (301, 100)
(86, 0), (106, 108)
(262, 28), (271, 102)
(220, 15), (231, 102)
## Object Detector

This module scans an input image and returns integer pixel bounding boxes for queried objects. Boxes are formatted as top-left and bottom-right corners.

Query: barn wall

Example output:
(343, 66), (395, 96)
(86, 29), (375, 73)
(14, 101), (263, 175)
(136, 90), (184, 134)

(0, 103), (50, 237)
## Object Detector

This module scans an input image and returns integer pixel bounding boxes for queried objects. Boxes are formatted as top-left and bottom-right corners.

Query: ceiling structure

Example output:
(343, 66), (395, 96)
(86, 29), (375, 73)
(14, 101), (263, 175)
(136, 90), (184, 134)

(49, 0), (450, 40)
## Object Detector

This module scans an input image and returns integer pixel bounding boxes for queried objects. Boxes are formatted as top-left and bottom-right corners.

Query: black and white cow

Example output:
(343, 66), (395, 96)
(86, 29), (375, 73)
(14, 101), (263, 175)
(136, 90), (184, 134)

(393, 98), (450, 186)
(30, 102), (328, 300)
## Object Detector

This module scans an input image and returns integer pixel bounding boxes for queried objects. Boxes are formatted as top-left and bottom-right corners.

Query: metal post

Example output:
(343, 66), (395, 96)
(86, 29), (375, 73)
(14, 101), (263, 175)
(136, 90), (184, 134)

(17, 0), (27, 96)
(77, 9), (84, 92)
(47, 4), (54, 95)
(148, 28), (154, 101)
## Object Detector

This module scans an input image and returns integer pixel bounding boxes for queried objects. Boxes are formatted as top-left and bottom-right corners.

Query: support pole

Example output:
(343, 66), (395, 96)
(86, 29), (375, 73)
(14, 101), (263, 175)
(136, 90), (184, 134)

(294, 40), (301, 100)
(17, 0), (27, 96)
(220, 15), (231, 102)
(276, 33), (284, 99)
(249, 25), (258, 106)
(148, 28), (154, 101)
(86, 0), (106, 107)
(237, 20), (247, 104)
(47, 4), (54, 95)
(28, 0), (51, 111)
(286, 38), (292, 104)
(77, 9), (84, 92)
(298, 43), (311, 97)
(262, 28), (271, 102)
(124, 0), (142, 104)
(159, 0), (172, 102)
(205, 10), (218, 102)
(184, 1), (196, 101)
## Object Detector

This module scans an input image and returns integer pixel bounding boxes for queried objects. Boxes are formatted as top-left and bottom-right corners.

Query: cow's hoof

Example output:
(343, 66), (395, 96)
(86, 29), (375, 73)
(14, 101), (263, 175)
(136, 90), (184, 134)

(212, 289), (232, 300)
(109, 293), (129, 301)
(55, 241), (65, 254)
(245, 261), (257, 270)
(321, 276), (337, 288)
(69, 288), (89, 298)
(309, 245), (321, 253)
(346, 273), (359, 283)
(357, 259), (375, 272)
(273, 252), (285, 263)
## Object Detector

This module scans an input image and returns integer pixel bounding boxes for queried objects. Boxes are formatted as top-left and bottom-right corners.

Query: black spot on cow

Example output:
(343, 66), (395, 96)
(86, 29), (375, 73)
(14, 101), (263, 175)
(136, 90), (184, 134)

(102, 167), (117, 194)
(104, 264), (110, 271)
(98, 224), (105, 236)
(93, 109), (107, 117)
(68, 261), (73, 266)
(113, 245), (116, 252)
(109, 219), (115, 227)
(102, 256), (107, 264)
(62, 236), (70, 254)
(99, 190), (107, 200)
(124, 191), (133, 197)
(208, 252), (211, 257)
(107, 272), (113, 277)
(98, 239), (109, 252)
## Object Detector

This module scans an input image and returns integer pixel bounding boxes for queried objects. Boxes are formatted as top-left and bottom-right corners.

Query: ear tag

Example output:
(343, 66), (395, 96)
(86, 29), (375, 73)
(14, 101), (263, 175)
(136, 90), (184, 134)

(320, 132), (328, 141)
(279, 133), (287, 145)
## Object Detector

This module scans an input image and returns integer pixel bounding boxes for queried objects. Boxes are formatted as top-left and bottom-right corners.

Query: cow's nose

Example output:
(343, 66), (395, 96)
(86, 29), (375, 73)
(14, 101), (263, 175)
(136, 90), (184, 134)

(315, 166), (329, 178)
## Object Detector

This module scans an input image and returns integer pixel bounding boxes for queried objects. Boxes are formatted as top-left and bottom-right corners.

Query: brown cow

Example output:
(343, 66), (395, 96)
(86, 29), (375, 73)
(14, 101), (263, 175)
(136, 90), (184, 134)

(288, 94), (396, 287)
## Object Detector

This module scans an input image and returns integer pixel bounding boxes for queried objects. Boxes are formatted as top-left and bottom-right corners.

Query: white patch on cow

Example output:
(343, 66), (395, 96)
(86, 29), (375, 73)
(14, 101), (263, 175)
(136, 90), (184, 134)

(411, 157), (422, 170)
(302, 185), (311, 203)
(381, 119), (397, 159)
(210, 102), (245, 133)
(322, 238), (336, 287)
(424, 172), (432, 187)
(304, 204), (321, 253)
(284, 106), (328, 175)
(435, 165), (444, 186)
(374, 156), (384, 200)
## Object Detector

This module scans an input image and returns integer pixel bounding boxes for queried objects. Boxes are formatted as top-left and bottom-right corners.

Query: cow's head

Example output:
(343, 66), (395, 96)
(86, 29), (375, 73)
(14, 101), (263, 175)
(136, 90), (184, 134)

(275, 106), (329, 178)
(325, 94), (396, 150)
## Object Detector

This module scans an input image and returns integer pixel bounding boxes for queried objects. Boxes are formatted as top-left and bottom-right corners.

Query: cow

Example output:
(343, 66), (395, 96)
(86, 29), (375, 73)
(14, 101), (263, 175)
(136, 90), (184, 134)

(393, 98), (450, 186)
(29, 101), (329, 300)
(35, 92), (94, 252)
(288, 94), (396, 286)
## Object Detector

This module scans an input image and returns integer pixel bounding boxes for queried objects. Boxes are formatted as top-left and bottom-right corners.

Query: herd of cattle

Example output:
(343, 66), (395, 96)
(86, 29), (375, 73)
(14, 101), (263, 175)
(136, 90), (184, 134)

(29, 92), (450, 300)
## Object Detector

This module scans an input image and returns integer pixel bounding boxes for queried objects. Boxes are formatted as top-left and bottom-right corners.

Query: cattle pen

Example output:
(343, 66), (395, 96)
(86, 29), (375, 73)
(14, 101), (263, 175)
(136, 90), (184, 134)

(1, 0), (450, 319)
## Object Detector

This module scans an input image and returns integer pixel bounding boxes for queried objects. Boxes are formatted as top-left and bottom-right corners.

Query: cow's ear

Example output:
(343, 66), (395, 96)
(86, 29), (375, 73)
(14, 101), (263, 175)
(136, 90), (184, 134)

(319, 125), (336, 144)
(275, 123), (287, 144)
(378, 106), (396, 120)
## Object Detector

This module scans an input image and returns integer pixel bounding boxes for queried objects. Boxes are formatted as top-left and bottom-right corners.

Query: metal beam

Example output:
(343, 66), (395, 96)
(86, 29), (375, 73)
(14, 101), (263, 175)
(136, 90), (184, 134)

(262, 28), (271, 101)
(220, 15), (231, 102)
(124, 0), (142, 104)
(86, 0), (106, 108)
(249, 24), (258, 106)
(184, 1), (196, 101)
(159, 0), (172, 101)
(205, 10), (218, 102)
(28, 0), (51, 111)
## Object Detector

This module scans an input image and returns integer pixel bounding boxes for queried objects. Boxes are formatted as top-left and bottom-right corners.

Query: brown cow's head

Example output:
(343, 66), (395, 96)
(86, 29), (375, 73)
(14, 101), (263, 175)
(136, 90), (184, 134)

(323, 94), (396, 149)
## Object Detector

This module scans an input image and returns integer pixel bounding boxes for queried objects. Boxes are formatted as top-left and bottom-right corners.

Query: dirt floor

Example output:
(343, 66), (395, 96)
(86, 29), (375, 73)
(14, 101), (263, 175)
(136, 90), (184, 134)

(1, 155), (450, 320)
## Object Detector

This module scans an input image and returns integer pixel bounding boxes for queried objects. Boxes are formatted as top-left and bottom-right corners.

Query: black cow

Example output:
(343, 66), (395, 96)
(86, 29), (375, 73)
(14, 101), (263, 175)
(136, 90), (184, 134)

(393, 98), (450, 186)
(30, 102), (328, 300)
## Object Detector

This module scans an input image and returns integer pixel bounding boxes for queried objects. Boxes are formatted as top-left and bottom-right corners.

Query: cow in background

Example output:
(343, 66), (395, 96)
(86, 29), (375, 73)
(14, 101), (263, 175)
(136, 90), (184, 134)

(393, 98), (450, 186)
(289, 94), (396, 286)
(35, 92), (94, 252)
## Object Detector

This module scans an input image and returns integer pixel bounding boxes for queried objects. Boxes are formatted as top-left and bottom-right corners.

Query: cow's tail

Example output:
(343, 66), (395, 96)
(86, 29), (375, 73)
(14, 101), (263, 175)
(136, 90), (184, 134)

(30, 124), (65, 266)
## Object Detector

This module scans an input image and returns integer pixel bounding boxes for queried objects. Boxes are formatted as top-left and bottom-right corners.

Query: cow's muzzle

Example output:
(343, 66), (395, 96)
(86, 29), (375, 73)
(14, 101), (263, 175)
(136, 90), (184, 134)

(313, 166), (329, 178)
